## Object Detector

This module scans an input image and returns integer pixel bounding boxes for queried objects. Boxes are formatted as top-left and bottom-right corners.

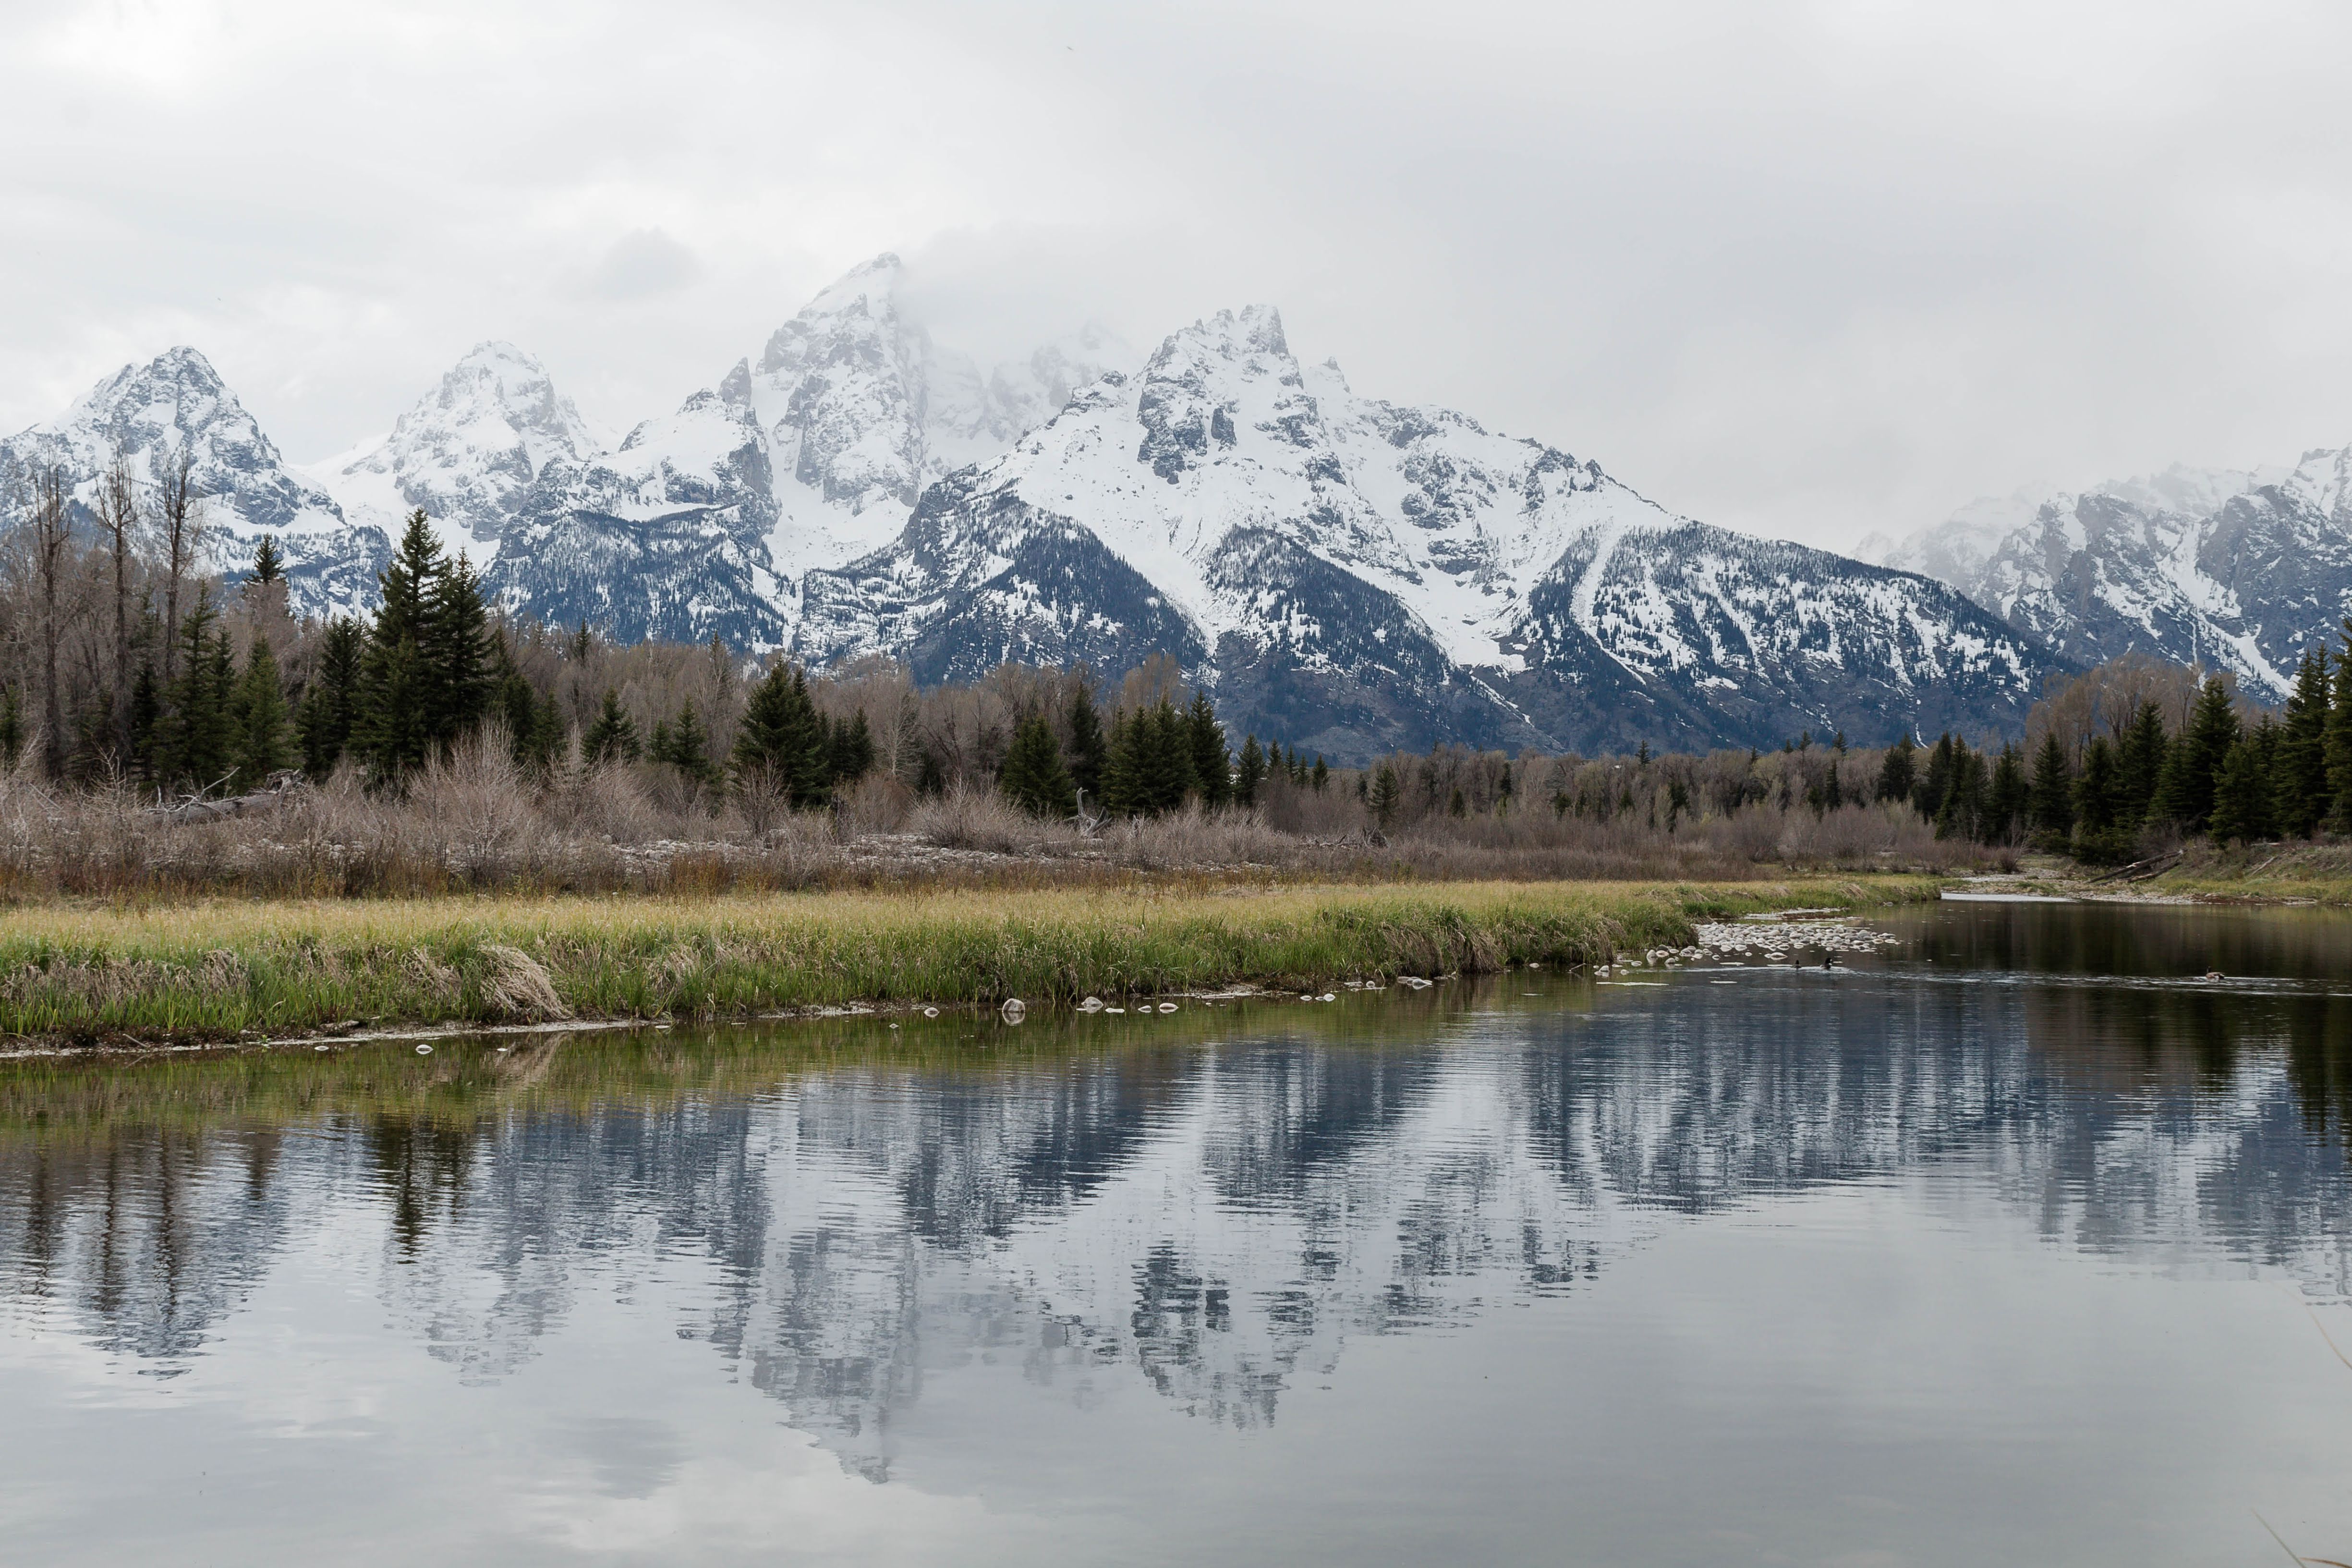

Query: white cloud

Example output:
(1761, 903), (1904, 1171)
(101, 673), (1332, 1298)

(5, 0), (2352, 549)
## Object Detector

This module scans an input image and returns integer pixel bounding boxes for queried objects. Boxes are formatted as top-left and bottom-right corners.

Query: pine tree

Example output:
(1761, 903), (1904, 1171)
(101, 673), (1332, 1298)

(1985, 742), (2029, 844)
(2118, 700), (2169, 825)
(1143, 699), (1197, 813)
(251, 533), (283, 586)
(232, 637), (291, 786)
(1934, 741), (1986, 841)
(1915, 734), (1956, 819)
(1100, 709), (1142, 816)
(162, 591), (234, 792)
(583, 688), (640, 763)
(497, 661), (544, 769)
(2079, 733), (2135, 860)
(1235, 735), (1266, 805)
(667, 700), (716, 785)
(2157, 674), (2239, 830)
(2209, 736), (2273, 845)
(825, 708), (875, 788)
(297, 618), (366, 778)
(1876, 733), (1917, 804)
(1369, 763), (1401, 825)
(354, 511), (443, 775)
(998, 713), (1077, 819)
(732, 663), (827, 806)
(1066, 685), (1106, 803)
(2327, 626), (2352, 831)
(2276, 647), (2333, 837)
(2027, 733), (2073, 845)
(1311, 755), (1329, 792)
(425, 551), (493, 741)
(1184, 693), (1230, 808)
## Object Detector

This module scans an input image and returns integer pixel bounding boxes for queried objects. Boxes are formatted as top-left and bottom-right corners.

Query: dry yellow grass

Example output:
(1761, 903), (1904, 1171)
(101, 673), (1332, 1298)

(0, 875), (1938, 1048)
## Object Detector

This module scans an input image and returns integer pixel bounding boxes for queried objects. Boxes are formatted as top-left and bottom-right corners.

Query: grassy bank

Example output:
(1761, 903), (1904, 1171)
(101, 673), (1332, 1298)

(0, 875), (1935, 1050)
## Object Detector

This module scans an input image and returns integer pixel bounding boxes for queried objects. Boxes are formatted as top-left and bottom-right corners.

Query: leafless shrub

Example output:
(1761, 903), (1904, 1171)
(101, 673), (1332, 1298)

(478, 943), (569, 1021)
(909, 786), (1085, 855)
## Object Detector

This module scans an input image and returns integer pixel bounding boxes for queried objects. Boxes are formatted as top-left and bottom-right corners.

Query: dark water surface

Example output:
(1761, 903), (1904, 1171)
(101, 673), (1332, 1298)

(5, 899), (2352, 1566)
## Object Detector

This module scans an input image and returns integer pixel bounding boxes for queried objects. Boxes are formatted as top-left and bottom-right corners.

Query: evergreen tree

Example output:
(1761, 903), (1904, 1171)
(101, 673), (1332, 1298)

(1985, 742), (2029, 844)
(1144, 699), (1198, 812)
(583, 688), (640, 763)
(496, 661), (546, 770)
(2157, 674), (2239, 830)
(162, 591), (235, 791)
(2209, 736), (2274, 845)
(1311, 755), (1329, 792)
(297, 618), (365, 778)
(0, 685), (21, 767)
(666, 700), (716, 785)
(2276, 646), (2333, 837)
(2027, 733), (2074, 845)
(2118, 700), (2169, 825)
(251, 533), (283, 586)
(1184, 693), (1230, 808)
(1934, 741), (1986, 840)
(2327, 626), (2352, 830)
(1915, 734), (1956, 819)
(1369, 763), (1401, 825)
(1235, 735), (1266, 806)
(1876, 733), (1917, 804)
(231, 636), (291, 786)
(2074, 736), (2123, 837)
(354, 511), (443, 775)
(125, 659), (159, 781)
(825, 708), (875, 787)
(1099, 709), (1142, 816)
(425, 551), (493, 740)
(1066, 684), (1106, 803)
(998, 713), (1077, 819)
(731, 663), (828, 806)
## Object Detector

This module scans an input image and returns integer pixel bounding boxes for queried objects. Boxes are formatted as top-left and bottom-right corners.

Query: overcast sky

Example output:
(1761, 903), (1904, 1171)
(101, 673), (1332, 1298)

(5, 0), (2351, 550)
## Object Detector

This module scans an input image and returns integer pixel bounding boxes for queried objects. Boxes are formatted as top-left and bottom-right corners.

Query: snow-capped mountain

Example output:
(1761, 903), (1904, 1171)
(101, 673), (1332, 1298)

(0, 346), (388, 617)
(1876, 456), (2352, 702)
(799, 304), (2053, 756)
(7, 263), (2062, 756)
(480, 253), (1134, 645)
(303, 340), (601, 567)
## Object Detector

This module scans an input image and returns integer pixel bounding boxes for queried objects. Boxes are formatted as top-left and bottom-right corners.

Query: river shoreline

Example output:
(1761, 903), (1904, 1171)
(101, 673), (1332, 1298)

(0, 876), (1940, 1056)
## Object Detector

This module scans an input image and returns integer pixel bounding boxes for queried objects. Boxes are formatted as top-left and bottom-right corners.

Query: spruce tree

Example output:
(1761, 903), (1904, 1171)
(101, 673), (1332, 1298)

(1876, 733), (1916, 804)
(425, 551), (493, 742)
(1143, 699), (1197, 813)
(2209, 737), (2273, 845)
(1185, 693), (1230, 808)
(1235, 735), (1266, 805)
(998, 713), (1077, 819)
(1915, 734), (1956, 819)
(1100, 709), (1143, 816)
(667, 700), (716, 785)
(732, 663), (827, 806)
(297, 618), (366, 778)
(2277, 646), (2333, 837)
(1312, 755), (1329, 792)
(584, 688), (640, 763)
(825, 708), (875, 787)
(163, 591), (235, 792)
(2327, 626), (2352, 830)
(232, 637), (291, 786)
(1066, 685), (1106, 803)
(2157, 674), (2239, 830)
(1369, 763), (1401, 825)
(2074, 736), (2124, 845)
(2027, 733), (2073, 845)
(1934, 741), (1986, 841)
(354, 511), (443, 775)
(2118, 700), (2169, 825)
(1985, 742), (2028, 844)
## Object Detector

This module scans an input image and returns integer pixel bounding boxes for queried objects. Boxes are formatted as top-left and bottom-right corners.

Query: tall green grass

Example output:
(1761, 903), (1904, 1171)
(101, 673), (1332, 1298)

(0, 876), (1935, 1048)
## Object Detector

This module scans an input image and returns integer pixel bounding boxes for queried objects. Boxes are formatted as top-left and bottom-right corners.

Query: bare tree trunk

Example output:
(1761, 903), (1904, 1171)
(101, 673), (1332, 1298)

(100, 447), (138, 762)
(158, 448), (202, 685)
(34, 467), (69, 780)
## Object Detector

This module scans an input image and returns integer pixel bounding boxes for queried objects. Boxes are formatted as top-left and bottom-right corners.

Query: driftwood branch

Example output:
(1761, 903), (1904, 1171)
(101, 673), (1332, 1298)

(148, 771), (307, 825)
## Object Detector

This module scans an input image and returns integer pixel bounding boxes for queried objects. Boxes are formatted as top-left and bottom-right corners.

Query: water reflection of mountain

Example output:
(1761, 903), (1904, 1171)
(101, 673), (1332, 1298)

(4, 968), (2351, 1473)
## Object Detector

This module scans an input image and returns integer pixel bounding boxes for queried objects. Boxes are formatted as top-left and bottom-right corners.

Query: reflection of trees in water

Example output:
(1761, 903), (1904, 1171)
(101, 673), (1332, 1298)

(6, 972), (2352, 1468)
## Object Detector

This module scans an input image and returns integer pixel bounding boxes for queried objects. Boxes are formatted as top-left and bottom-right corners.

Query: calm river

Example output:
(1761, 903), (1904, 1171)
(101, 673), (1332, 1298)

(4, 899), (2352, 1566)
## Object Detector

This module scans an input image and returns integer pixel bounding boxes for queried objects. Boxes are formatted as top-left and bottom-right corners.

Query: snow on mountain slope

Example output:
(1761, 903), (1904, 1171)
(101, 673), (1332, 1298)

(486, 384), (784, 649)
(0, 347), (387, 618)
(743, 253), (1135, 578)
(303, 341), (600, 567)
(799, 305), (2056, 758)
(1883, 457), (2344, 701)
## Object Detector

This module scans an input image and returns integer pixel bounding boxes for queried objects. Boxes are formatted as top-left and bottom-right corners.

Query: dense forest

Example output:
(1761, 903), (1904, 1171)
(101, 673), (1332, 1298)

(3, 467), (2349, 877)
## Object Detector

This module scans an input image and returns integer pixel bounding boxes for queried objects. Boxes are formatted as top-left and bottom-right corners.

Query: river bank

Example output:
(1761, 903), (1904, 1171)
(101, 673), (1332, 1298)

(0, 876), (1938, 1054)
(1953, 843), (2352, 907)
